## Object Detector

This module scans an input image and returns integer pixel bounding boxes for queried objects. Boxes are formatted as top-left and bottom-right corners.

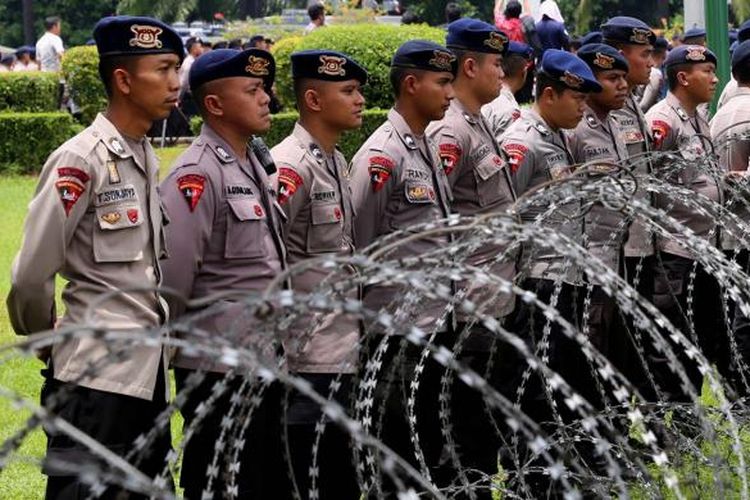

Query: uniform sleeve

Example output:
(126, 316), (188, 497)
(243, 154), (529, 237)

(726, 133), (750, 173)
(7, 150), (94, 335)
(349, 150), (397, 249)
(645, 110), (677, 152)
(501, 138), (535, 195)
(159, 165), (216, 318)
(430, 123), (471, 188)
(273, 163), (310, 240)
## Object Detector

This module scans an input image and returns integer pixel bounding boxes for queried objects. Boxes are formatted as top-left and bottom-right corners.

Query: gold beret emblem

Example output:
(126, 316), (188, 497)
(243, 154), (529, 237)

(560, 71), (584, 89)
(629, 27), (652, 45)
(246, 55), (270, 76)
(129, 25), (163, 49)
(593, 52), (615, 69)
(429, 50), (456, 71)
(318, 55), (347, 77)
(685, 46), (707, 62)
(483, 32), (508, 52)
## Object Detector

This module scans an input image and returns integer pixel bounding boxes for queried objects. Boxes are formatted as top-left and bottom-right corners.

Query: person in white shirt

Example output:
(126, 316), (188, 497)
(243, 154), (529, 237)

(36, 16), (64, 72)
(12, 47), (39, 71)
(178, 36), (203, 92)
(304, 3), (325, 34)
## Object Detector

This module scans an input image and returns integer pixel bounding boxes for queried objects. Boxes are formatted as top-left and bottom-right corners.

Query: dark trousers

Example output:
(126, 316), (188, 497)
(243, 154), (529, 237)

(284, 373), (359, 500)
(725, 249), (750, 397)
(175, 368), (289, 500)
(42, 363), (172, 500)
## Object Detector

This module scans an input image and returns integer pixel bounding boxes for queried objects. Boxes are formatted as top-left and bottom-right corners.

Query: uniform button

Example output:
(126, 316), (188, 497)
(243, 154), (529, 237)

(334, 207), (342, 220)
(254, 204), (264, 217)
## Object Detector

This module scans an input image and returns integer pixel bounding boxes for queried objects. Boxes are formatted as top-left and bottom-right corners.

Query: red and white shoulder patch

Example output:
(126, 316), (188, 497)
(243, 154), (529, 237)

(177, 174), (206, 212)
(368, 155), (395, 192)
(438, 143), (462, 176)
(651, 120), (671, 150)
(502, 143), (528, 173)
(56, 167), (90, 216)
(277, 167), (303, 204)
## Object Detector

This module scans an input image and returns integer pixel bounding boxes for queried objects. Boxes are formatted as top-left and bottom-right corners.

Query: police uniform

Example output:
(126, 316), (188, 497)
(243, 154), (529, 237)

(718, 22), (750, 110)
(645, 45), (727, 401)
(270, 49), (367, 500)
(159, 48), (289, 499)
(481, 41), (533, 141)
(349, 40), (454, 493)
(6, 16), (181, 499)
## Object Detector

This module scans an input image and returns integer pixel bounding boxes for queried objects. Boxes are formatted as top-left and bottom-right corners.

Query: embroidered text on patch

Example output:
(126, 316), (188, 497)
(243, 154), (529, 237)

(503, 143), (528, 173)
(368, 155), (395, 192)
(318, 55), (347, 77)
(277, 167), (303, 204)
(177, 174), (206, 212)
(438, 143), (462, 176)
(129, 25), (163, 49)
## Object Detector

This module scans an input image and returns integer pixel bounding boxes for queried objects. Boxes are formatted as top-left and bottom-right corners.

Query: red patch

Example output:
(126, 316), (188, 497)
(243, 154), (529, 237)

(55, 179), (85, 216)
(651, 120), (671, 150)
(177, 174), (206, 212)
(127, 208), (139, 223)
(511, 109), (521, 121)
(334, 207), (342, 220)
(503, 143), (528, 173)
(368, 155), (395, 192)
(438, 143), (462, 176)
(57, 167), (90, 184)
(254, 204), (264, 217)
(277, 167), (303, 205)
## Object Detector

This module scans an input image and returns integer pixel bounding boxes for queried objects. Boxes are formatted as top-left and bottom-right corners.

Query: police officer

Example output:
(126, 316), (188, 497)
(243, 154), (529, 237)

(270, 49), (367, 500)
(639, 36), (669, 113)
(646, 45), (726, 402)
(159, 48), (288, 498)
(7, 16), (181, 499)
(349, 39), (455, 491)
(482, 40), (534, 141)
(427, 18), (516, 494)
(500, 49), (602, 485)
(718, 20), (750, 109)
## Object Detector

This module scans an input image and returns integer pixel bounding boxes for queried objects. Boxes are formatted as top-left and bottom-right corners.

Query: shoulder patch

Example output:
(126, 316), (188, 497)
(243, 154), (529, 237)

(438, 143), (462, 176)
(511, 109), (521, 121)
(177, 174), (206, 212)
(56, 179), (86, 216)
(57, 167), (90, 184)
(502, 143), (528, 173)
(368, 155), (395, 192)
(277, 167), (303, 204)
(651, 119), (671, 149)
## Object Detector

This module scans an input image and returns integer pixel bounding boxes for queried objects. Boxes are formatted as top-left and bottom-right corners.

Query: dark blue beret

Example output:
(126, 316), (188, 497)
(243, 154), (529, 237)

(507, 41), (533, 59)
(391, 40), (457, 74)
(731, 40), (739, 55)
(664, 45), (717, 68)
(581, 31), (603, 46)
(653, 36), (669, 50)
(291, 50), (368, 84)
(446, 18), (509, 55)
(682, 27), (706, 41)
(93, 16), (184, 61)
(540, 49), (602, 93)
(730, 29), (738, 45)
(601, 16), (656, 46)
(576, 43), (629, 73)
(740, 20), (750, 43)
(732, 40), (750, 71)
(190, 48), (275, 93)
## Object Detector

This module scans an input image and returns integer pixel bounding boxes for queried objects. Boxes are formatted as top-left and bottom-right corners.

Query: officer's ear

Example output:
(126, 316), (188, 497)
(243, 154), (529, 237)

(111, 67), (133, 96)
(302, 88), (323, 112)
(202, 94), (224, 116)
(461, 55), (480, 79)
(676, 69), (690, 87)
(402, 73), (420, 96)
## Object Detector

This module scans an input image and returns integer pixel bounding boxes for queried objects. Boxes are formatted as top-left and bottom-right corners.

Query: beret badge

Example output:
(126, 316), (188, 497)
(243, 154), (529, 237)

(246, 55), (270, 76)
(318, 55), (347, 76)
(129, 25), (163, 49)
(561, 70), (584, 89)
(484, 32), (508, 52)
(686, 46), (707, 61)
(593, 52), (615, 69)
(630, 27), (651, 44)
(429, 50), (455, 71)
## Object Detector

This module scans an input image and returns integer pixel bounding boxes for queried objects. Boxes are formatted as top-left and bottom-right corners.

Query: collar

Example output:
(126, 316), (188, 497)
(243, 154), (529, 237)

(387, 108), (421, 150)
(198, 124), (239, 164)
(451, 98), (480, 125)
(292, 122), (327, 164)
(92, 113), (136, 160)
(525, 109), (554, 136)
(665, 92), (692, 122)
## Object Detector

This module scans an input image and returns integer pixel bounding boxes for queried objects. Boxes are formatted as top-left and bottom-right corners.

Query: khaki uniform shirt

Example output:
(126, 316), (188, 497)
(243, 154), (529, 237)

(501, 109), (583, 284)
(7, 114), (168, 401)
(718, 78), (739, 111)
(567, 104), (630, 272)
(271, 123), (358, 374)
(646, 92), (722, 259)
(428, 98), (517, 319)
(611, 93), (655, 257)
(710, 87), (750, 250)
(639, 66), (665, 113)
(350, 108), (452, 331)
(481, 86), (523, 143)
(160, 124), (287, 373)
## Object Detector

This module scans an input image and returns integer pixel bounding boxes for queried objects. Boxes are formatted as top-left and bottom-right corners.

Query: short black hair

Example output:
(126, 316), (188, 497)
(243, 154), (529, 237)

(44, 16), (60, 30)
(504, 0), (522, 19)
(308, 4), (325, 21)
(228, 38), (243, 49)
(666, 63), (691, 91)
(401, 10), (422, 24)
(213, 41), (228, 49)
(734, 62), (750, 85)
(451, 48), (489, 74)
(390, 66), (428, 98)
(534, 71), (567, 100)
(445, 2), (462, 23)
(502, 53), (527, 79)
(98, 56), (136, 98)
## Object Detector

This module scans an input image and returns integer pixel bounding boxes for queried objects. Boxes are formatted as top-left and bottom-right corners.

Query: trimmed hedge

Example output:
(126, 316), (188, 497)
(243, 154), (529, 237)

(191, 108), (389, 160)
(0, 72), (60, 112)
(0, 113), (83, 174)
(271, 24), (446, 110)
(62, 46), (107, 125)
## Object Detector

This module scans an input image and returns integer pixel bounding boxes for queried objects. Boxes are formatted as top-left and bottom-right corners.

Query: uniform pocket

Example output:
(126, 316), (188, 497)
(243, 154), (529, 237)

(306, 202), (343, 254)
(473, 156), (506, 207)
(224, 197), (267, 260)
(404, 181), (436, 204)
(92, 204), (146, 262)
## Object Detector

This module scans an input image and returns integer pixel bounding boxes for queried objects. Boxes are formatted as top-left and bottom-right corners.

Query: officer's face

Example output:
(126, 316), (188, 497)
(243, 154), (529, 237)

(317, 79), (365, 130)
(217, 76), (272, 134)
(682, 63), (718, 104)
(589, 69), (629, 111)
(126, 53), (181, 121)
(475, 54), (504, 104)
(621, 45), (653, 86)
(413, 71), (455, 121)
(546, 88), (587, 129)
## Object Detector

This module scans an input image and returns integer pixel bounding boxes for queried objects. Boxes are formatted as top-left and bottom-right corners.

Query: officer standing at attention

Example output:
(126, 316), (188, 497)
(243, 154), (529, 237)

(159, 48), (288, 498)
(645, 45), (726, 402)
(426, 18), (516, 495)
(482, 41), (534, 141)
(7, 16), (182, 498)
(270, 49), (367, 500)
(349, 39), (456, 491)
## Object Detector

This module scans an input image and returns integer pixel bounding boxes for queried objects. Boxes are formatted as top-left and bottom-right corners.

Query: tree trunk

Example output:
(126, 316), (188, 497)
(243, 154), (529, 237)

(22, 0), (35, 45)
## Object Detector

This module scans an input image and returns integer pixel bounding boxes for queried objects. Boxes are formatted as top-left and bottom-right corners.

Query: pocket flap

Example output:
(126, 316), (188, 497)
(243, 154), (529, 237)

(475, 157), (502, 181)
(96, 204), (143, 230)
(311, 202), (342, 225)
(227, 197), (266, 221)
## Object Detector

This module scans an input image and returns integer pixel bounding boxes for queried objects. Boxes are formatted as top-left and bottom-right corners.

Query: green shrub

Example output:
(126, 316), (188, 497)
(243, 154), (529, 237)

(62, 46), (107, 125)
(190, 108), (388, 160)
(0, 72), (59, 112)
(271, 24), (446, 111)
(0, 113), (83, 174)
(271, 35), (304, 109)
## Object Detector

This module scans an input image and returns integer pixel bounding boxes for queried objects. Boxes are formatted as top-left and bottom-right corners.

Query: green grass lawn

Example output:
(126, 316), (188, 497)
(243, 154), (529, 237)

(0, 146), (185, 498)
